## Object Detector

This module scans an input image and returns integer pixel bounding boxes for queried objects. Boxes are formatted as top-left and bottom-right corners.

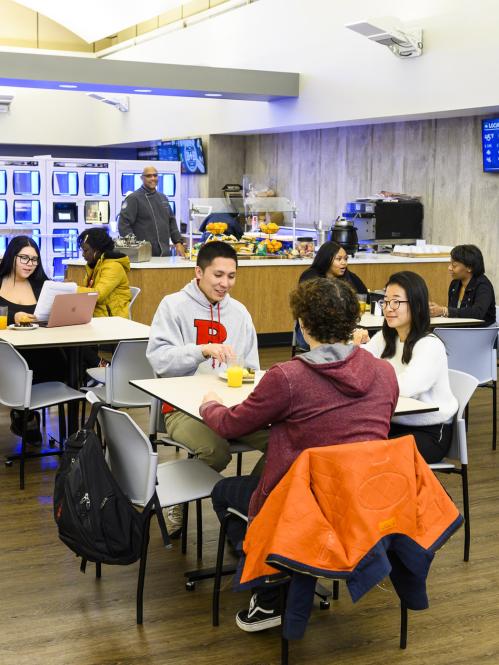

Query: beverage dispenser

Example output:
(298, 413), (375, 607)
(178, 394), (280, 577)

(0, 158), (47, 266)
(46, 159), (115, 278)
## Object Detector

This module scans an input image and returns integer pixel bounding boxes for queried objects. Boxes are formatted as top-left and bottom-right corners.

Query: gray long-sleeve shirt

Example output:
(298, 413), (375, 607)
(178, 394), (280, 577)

(118, 186), (182, 257)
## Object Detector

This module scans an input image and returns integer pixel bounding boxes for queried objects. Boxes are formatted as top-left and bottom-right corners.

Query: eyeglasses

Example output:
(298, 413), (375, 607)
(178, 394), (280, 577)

(381, 299), (409, 310)
(16, 254), (39, 266)
(142, 173), (158, 178)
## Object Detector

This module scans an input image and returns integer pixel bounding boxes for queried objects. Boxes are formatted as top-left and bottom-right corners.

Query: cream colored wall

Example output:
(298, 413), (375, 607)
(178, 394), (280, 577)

(243, 116), (499, 292)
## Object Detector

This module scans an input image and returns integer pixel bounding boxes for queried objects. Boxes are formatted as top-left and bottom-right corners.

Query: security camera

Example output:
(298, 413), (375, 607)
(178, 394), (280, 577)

(346, 17), (423, 58)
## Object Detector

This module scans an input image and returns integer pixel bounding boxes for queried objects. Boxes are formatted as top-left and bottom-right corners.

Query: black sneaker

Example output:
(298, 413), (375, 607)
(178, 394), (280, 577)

(235, 593), (282, 632)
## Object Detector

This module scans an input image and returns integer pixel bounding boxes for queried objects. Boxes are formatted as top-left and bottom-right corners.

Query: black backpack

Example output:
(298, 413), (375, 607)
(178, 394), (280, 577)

(54, 402), (168, 566)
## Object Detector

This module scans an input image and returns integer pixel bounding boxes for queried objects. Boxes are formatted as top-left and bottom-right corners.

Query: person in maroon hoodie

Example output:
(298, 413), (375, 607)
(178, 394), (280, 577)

(200, 277), (399, 633)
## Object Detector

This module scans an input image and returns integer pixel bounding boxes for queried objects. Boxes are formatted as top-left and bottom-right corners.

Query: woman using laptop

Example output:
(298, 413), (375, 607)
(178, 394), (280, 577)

(0, 235), (67, 443)
(77, 228), (131, 318)
(77, 228), (132, 368)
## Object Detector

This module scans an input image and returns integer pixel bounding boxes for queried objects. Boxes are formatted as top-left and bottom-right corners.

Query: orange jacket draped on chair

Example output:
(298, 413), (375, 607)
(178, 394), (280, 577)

(240, 436), (462, 611)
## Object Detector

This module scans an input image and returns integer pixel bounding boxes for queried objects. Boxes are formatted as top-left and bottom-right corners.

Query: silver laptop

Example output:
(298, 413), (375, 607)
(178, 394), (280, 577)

(38, 292), (98, 328)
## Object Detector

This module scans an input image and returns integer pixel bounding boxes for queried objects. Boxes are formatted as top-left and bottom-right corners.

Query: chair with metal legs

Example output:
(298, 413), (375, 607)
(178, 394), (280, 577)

(85, 393), (223, 623)
(429, 369), (479, 561)
(434, 326), (498, 450)
(0, 340), (85, 489)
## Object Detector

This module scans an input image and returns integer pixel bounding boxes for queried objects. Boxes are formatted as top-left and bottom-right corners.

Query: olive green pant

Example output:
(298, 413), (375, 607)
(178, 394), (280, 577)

(164, 410), (269, 473)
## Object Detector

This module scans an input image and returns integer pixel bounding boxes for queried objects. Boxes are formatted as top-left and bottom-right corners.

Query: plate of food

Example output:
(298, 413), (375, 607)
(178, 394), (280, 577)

(8, 322), (39, 330)
(219, 368), (255, 383)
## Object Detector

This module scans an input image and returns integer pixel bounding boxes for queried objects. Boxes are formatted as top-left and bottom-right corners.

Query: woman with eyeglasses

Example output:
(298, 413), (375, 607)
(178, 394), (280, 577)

(354, 270), (458, 463)
(0, 235), (67, 443)
(0, 235), (48, 326)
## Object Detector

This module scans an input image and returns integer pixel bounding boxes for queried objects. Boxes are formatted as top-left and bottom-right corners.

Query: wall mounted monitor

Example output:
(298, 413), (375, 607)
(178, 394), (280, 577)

(85, 200), (110, 224)
(0, 200), (6, 224)
(0, 170), (6, 195)
(177, 138), (206, 175)
(13, 170), (41, 195)
(482, 119), (499, 172)
(137, 146), (159, 160)
(53, 201), (77, 223)
(157, 173), (176, 197)
(52, 171), (79, 196)
(14, 200), (41, 224)
(158, 142), (179, 161)
(52, 228), (78, 254)
(121, 173), (142, 196)
(84, 172), (111, 196)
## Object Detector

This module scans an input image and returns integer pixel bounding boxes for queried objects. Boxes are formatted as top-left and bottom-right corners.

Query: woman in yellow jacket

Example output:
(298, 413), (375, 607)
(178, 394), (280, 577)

(77, 228), (131, 317)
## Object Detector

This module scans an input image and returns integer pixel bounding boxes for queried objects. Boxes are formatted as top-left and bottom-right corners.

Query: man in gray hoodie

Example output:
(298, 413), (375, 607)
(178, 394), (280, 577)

(147, 241), (268, 476)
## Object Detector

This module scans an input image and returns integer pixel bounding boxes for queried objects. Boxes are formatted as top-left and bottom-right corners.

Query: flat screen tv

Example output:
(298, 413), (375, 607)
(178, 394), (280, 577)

(158, 142), (179, 161)
(482, 118), (499, 172)
(177, 138), (206, 175)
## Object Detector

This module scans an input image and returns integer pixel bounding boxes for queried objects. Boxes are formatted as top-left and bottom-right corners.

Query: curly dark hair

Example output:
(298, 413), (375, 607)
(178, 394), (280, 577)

(290, 277), (360, 344)
(77, 228), (115, 254)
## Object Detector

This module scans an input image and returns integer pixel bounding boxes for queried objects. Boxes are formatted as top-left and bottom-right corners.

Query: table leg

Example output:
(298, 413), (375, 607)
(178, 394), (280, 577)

(67, 347), (81, 434)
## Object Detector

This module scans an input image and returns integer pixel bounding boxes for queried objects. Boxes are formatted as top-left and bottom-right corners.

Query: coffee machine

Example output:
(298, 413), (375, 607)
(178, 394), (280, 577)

(343, 198), (423, 246)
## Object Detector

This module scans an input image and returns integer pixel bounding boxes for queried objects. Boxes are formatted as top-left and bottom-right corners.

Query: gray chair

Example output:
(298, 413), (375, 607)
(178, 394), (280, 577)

(0, 340), (85, 489)
(87, 393), (222, 623)
(430, 369), (479, 561)
(434, 327), (498, 449)
(129, 286), (141, 320)
(84, 339), (155, 409)
(84, 287), (142, 385)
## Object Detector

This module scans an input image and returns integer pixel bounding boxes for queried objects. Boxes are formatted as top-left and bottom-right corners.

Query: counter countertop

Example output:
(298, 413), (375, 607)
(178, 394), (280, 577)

(63, 254), (449, 270)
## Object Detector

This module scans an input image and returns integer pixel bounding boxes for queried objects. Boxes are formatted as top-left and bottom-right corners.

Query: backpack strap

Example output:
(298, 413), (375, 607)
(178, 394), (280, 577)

(83, 400), (107, 431)
(143, 491), (172, 549)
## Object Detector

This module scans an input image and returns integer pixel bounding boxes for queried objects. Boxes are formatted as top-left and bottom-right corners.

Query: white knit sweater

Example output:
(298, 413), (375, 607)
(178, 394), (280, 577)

(364, 332), (458, 426)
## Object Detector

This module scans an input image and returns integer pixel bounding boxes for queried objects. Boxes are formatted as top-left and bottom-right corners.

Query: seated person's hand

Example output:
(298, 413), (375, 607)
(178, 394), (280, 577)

(352, 328), (369, 345)
(429, 302), (443, 317)
(201, 343), (235, 364)
(14, 312), (37, 325)
(202, 391), (223, 405)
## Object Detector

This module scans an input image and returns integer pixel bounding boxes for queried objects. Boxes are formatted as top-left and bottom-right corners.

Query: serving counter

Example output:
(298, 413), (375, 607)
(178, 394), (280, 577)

(64, 255), (450, 334)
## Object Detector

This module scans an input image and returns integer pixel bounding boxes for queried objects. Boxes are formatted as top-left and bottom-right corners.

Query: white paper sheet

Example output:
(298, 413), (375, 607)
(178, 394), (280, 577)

(34, 281), (77, 321)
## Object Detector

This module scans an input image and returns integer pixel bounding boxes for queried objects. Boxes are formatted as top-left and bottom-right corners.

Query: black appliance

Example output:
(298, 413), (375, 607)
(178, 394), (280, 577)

(329, 218), (358, 256)
(343, 199), (423, 242)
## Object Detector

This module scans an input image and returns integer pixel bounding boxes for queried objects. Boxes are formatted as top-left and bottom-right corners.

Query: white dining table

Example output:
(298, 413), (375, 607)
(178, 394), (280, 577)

(0, 316), (150, 432)
(130, 373), (438, 422)
(359, 312), (483, 330)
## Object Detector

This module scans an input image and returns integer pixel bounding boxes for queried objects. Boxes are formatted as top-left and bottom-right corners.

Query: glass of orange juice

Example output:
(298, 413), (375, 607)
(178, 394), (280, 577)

(358, 294), (367, 314)
(227, 355), (244, 388)
(0, 305), (7, 330)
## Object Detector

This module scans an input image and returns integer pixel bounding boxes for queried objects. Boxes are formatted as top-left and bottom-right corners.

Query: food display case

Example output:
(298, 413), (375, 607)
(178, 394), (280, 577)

(45, 159), (116, 278)
(0, 158), (47, 265)
(188, 195), (301, 260)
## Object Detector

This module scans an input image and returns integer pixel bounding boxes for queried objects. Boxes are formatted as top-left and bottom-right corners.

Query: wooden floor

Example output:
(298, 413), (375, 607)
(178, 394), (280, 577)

(1, 347), (499, 665)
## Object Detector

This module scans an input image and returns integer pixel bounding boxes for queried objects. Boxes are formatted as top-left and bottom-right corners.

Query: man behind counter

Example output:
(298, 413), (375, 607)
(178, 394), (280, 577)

(118, 165), (186, 258)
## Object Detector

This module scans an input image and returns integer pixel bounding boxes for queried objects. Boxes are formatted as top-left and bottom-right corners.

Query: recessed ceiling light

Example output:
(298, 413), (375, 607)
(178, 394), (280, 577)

(133, 88), (152, 93)
(59, 84), (78, 89)
(205, 93), (222, 97)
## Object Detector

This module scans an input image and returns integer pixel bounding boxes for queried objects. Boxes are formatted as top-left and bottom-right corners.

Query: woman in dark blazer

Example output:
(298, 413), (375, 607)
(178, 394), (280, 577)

(429, 245), (496, 326)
